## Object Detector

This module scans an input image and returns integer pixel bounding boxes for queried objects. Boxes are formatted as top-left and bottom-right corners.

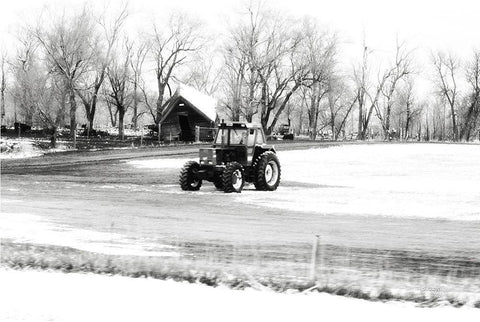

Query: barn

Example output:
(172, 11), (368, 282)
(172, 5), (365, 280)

(160, 85), (218, 142)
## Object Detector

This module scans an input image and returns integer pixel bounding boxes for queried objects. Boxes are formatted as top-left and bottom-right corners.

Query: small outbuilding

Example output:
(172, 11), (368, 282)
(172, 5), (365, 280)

(160, 85), (218, 142)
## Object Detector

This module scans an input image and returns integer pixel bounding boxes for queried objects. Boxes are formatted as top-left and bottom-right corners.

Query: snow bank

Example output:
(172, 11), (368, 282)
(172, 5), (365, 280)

(0, 212), (179, 257)
(0, 138), (70, 159)
(0, 138), (42, 159)
(0, 269), (477, 322)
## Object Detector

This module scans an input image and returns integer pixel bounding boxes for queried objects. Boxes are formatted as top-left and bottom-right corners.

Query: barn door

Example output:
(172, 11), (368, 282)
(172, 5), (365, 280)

(178, 114), (194, 142)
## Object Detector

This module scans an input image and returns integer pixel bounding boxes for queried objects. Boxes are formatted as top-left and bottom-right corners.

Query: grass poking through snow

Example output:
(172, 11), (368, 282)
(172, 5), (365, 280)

(1, 240), (479, 308)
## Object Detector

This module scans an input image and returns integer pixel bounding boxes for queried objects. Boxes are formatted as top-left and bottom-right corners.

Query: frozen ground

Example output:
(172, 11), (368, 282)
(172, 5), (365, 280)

(129, 143), (480, 221)
(1, 269), (478, 322)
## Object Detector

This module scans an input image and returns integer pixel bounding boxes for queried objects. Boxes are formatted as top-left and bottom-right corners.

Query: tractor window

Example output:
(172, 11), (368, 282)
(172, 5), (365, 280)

(215, 129), (227, 145)
(229, 129), (248, 145)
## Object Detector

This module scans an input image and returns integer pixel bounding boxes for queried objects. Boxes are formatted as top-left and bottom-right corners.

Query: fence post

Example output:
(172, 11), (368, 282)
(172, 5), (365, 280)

(309, 235), (321, 283)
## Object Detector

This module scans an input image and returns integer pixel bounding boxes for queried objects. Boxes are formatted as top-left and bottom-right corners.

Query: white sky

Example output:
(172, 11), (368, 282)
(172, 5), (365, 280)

(1, 0), (479, 94)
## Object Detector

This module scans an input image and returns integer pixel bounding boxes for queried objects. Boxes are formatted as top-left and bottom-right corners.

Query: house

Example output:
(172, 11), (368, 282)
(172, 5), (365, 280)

(160, 85), (218, 142)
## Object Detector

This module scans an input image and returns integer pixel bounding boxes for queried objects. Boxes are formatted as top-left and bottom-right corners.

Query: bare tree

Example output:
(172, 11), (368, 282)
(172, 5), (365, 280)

(399, 78), (415, 139)
(75, 4), (128, 136)
(32, 7), (96, 146)
(221, 42), (246, 121)
(300, 18), (338, 139)
(223, 4), (319, 134)
(222, 3), (265, 123)
(353, 40), (370, 140)
(374, 40), (413, 140)
(138, 79), (157, 125)
(432, 52), (460, 141)
(1, 50), (6, 125)
(394, 77), (423, 140)
(460, 50), (480, 141)
(255, 16), (309, 134)
(150, 12), (203, 141)
(325, 77), (357, 140)
(183, 53), (222, 97)
(35, 75), (69, 147)
(106, 41), (133, 140)
(130, 39), (150, 129)
(11, 34), (66, 146)
(10, 34), (39, 127)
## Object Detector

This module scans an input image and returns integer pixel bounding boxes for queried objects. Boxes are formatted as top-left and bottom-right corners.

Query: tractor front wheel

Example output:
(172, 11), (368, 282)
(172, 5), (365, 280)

(222, 162), (245, 193)
(179, 161), (202, 191)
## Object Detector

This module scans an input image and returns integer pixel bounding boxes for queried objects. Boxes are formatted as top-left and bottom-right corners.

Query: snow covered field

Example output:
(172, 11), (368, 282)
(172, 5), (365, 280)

(0, 212), (179, 257)
(2, 143), (479, 318)
(1, 269), (478, 322)
(129, 143), (480, 221)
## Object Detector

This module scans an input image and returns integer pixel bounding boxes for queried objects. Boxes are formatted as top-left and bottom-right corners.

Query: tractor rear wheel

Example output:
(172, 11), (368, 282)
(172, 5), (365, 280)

(222, 162), (245, 193)
(254, 151), (281, 191)
(179, 161), (202, 191)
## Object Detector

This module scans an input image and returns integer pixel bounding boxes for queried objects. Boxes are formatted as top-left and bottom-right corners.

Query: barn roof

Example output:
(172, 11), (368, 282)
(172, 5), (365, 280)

(160, 84), (218, 123)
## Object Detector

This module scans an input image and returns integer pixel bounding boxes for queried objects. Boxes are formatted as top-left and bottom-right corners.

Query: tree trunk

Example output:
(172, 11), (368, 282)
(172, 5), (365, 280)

(450, 104), (457, 141)
(361, 103), (376, 140)
(132, 79), (138, 130)
(404, 103), (411, 140)
(50, 126), (58, 148)
(89, 94), (98, 133)
(156, 83), (166, 142)
(69, 89), (77, 147)
(259, 83), (268, 134)
(118, 108), (125, 141)
(0, 66), (5, 126)
(357, 94), (363, 140)
(330, 115), (336, 141)
(266, 83), (301, 135)
(107, 101), (117, 127)
(83, 103), (95, 137)
(308, 93), (317, 140)
(425, 117), (430, 141)
(384, 104), (392, 141)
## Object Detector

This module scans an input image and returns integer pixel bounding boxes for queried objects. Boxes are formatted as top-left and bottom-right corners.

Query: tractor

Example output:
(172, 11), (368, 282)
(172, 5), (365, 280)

(179, 122), (281, 193)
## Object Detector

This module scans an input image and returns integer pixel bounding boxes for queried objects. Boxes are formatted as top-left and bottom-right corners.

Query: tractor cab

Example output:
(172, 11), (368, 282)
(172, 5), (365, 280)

(211, 122), (267, 165)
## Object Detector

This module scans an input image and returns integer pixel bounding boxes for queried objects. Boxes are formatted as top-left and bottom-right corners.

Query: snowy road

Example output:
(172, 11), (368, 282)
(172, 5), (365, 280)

(1, 269), (478, 322)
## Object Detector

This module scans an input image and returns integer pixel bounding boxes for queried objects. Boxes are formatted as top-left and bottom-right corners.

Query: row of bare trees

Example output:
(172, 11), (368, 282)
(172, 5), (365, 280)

(1, 1), (479, 143)
(432, 52), (480, 141)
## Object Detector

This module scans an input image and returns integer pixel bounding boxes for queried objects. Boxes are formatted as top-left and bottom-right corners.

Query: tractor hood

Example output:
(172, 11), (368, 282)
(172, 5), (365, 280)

(199, 147), (242, 166)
